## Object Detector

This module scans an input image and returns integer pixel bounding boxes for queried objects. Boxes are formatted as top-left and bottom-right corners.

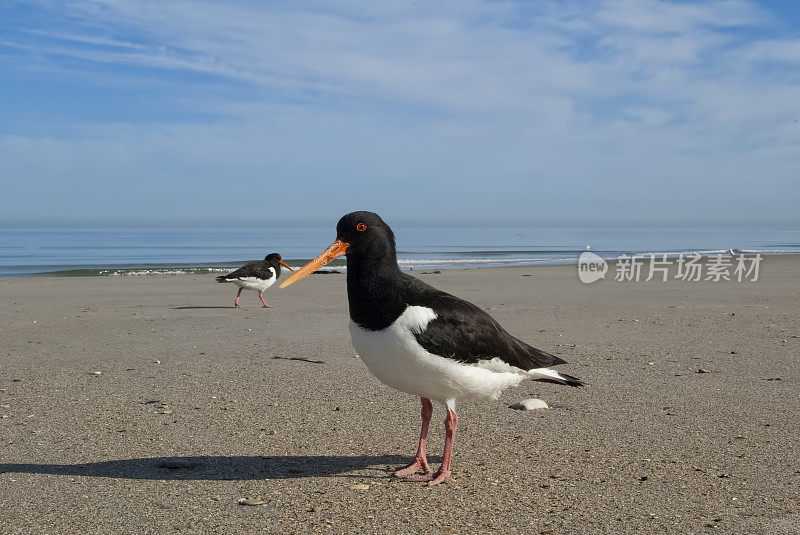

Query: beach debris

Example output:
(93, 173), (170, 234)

(349, 484), (370, 491)
(272, 356), (324, 365)
(163, 460), (193, 469)
(12, 379), (23, 382)
(238, 497), (266, 506)
(697, 369), (711, 374)
(509, 398), (549, 410)
(89, 371), (102, 376)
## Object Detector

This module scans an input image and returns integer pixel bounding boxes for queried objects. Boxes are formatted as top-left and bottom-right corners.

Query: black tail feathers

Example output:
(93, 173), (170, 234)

(559, 372), (585, 387)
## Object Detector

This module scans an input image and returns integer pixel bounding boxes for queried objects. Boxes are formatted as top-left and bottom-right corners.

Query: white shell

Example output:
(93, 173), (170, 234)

(509, 398), (549, 410)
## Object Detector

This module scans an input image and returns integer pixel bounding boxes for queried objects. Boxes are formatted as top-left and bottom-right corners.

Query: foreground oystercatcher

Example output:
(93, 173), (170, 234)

(280, 212), (583, 486)
(216, 253), (293, 308)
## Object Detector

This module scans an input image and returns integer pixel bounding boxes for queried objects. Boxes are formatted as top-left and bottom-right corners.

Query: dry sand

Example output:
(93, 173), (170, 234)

(1, 256), (798, 534)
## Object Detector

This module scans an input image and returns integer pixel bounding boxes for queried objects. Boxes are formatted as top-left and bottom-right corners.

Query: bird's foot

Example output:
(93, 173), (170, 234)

(262, 304), (272, 308)
(234, 303), (241, 308)
(402, 468), (450, 486)
(393, 457), (430, 478)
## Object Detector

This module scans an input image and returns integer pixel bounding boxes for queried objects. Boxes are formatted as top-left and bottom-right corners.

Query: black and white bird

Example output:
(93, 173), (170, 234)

(280, 212), (583, 486)
(216, 253), (293, 308)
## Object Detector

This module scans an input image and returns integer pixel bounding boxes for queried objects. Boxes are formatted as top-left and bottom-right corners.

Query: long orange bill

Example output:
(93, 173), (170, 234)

(278, 259), (294, 271)
(279, 239), (349, 288)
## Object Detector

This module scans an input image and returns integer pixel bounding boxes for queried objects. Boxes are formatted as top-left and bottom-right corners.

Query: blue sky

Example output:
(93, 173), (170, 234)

(0, 0), (798, 227)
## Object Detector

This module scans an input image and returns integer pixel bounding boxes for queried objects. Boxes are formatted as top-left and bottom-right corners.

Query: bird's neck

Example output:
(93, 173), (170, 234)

(346, 253), (406, 331)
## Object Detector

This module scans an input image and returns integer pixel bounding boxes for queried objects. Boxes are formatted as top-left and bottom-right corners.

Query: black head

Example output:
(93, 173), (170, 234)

(335, 211), (396, 261)
(264, 253), (282, 263)
(279, 212), (393, 289)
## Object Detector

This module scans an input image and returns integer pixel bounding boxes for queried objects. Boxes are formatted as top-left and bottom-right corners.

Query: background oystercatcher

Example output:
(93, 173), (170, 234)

(216, 253), (293, 308)
(280, 212), (583, 486)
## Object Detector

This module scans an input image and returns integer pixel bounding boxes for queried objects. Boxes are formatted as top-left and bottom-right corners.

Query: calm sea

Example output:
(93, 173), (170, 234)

(0, 225), (798, 277)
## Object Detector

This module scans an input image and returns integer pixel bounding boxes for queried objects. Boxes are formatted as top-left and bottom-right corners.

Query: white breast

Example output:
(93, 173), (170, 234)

(230, 268), (276, 291)
(349, 305), (530, 404)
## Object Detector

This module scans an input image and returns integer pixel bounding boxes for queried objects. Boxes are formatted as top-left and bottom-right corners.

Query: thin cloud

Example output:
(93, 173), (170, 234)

(0, 0), (797, 224)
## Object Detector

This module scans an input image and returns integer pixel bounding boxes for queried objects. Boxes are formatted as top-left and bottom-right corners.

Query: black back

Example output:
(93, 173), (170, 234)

(336, 212), (565, 370)
(217, 253), (284, 281)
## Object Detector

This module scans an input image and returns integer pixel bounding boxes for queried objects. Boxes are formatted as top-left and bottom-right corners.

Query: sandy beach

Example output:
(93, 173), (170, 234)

(1, 256), (798, 534)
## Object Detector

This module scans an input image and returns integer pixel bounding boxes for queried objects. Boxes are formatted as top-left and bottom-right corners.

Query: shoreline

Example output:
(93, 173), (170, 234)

(2, 250), (797, 279)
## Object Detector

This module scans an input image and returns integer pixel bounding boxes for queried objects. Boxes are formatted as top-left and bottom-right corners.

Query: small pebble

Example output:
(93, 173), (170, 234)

(697, 369), (711, 374)
(238, 498), (266, 506)
(89, 371), (102, 376)
(350, 484), (370, 491)
(509, 399), (549, 410)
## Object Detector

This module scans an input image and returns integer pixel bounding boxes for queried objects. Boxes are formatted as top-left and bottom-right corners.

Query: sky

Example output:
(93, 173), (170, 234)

(0, 0), (798, 227)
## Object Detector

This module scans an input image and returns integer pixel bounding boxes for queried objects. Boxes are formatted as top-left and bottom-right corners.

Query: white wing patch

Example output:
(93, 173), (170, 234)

(393, 305), (437, 334)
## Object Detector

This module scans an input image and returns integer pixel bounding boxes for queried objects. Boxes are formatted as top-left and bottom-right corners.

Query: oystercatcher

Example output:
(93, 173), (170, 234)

(216, 253), (293, 308)
(280, 212), (583, 486)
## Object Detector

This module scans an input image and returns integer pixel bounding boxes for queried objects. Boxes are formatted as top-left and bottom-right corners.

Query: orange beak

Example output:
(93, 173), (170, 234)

(279, 239), (349, 288)
(278, 259), (294, 271)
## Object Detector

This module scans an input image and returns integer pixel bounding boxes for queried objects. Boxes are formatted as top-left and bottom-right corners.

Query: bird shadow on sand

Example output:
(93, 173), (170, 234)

(173, 306), (236, 310)
(0, 455), (433, 481)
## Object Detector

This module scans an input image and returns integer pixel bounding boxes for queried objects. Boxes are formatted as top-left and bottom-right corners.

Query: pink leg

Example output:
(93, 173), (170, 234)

(394, 398), (433, 477)
(258, 291), (272, 308)
(404, 406), (457, 486)
(234, 288), (243, 308)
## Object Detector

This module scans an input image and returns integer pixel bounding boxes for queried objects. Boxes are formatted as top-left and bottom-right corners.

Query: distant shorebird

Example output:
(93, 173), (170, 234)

(216, 253), (293, 308)
(281, 212), (583, 486)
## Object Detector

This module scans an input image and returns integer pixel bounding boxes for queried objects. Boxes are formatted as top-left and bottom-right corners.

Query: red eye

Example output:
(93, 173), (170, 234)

(356, 223), (367, 232)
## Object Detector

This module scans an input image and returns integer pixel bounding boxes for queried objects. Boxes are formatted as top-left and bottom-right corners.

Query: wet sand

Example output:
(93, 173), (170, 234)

(1, 256), (798, 534)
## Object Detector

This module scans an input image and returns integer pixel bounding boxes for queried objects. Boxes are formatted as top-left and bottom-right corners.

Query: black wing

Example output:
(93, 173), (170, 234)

(405, 276), (565, 370)
(217, 261), (273, 281)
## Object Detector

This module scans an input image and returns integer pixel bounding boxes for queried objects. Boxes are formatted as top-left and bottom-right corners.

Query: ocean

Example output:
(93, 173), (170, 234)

(0, 225), (798, 277)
